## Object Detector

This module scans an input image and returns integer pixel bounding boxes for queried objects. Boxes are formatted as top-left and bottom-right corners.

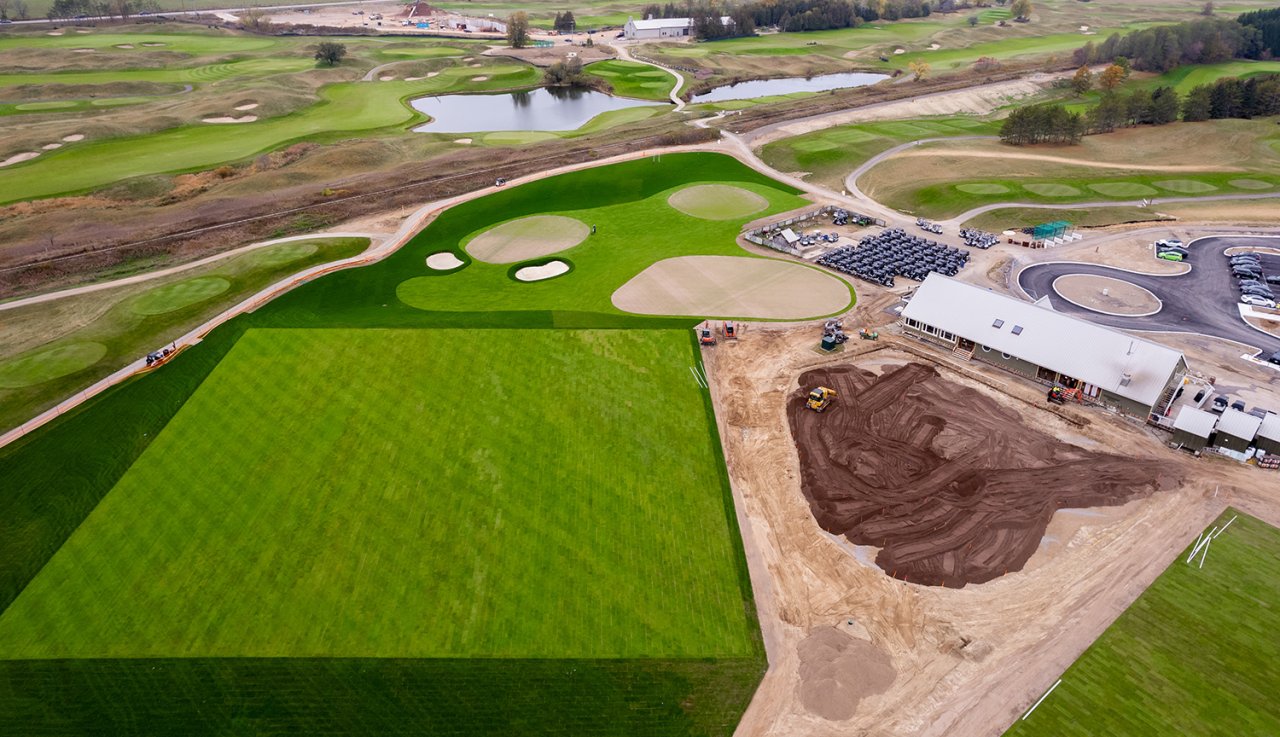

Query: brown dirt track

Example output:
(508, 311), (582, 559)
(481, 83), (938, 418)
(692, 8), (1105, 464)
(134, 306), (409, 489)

(787, 362), (1181, 587)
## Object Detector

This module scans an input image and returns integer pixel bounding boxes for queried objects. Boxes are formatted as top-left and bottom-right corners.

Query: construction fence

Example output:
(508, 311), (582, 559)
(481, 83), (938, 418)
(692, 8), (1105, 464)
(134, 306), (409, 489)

(745, 205), (885, 255)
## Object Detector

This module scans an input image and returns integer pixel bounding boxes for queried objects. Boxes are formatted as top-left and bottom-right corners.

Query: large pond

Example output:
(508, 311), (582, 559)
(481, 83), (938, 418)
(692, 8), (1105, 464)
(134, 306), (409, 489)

(411, 87), (661, 133)
(692, 71), (890, 103)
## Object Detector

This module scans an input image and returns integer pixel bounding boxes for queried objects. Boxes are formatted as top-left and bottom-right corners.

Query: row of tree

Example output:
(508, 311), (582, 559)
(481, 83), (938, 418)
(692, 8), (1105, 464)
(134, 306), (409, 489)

(1073, 18), (1263, 72)
(552, 10), (576, 32)
(1238, 7), (1280, 58)
(44, 0), (160, 20)
(640, 0), (955, 36)
(0, 0), (31, 20)
(1002, 73), (1280, 145)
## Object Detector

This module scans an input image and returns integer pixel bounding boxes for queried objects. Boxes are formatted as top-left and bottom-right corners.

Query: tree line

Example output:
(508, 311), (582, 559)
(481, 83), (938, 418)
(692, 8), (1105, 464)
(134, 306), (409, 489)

(640, 0), (941, 37)
(45, 0), (160, 20)
(1238, 7), (1280, 58)
(1073, 17), (1263, 72)
(1001, 72), (1280, 145)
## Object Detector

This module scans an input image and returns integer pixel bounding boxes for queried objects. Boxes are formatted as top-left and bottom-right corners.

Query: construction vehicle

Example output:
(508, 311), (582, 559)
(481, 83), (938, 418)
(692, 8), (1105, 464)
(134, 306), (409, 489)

(723, 321), (737, 340)
(1047, 386), (1066, 404)
(820, 319), (849, 351)
(699, 324), (716, 347)
(806, 386), (837, 412)
(858, 328), (879, 341)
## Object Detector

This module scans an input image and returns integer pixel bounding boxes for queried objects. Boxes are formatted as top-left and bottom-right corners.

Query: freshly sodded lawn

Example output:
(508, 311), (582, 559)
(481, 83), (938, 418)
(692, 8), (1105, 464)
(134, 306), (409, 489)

(1005, 510), (1280, 737)
(0, 328), (758, 660)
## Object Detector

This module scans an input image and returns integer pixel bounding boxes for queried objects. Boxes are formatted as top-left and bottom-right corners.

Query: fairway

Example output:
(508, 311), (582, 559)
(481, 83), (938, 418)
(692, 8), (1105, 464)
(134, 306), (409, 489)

(1006, 510), (1280, 737)
(130, 276), (231, 316)
(0, 342), (106, 389)
(668, 184), (769, 220)
(0, 328), (757, 659)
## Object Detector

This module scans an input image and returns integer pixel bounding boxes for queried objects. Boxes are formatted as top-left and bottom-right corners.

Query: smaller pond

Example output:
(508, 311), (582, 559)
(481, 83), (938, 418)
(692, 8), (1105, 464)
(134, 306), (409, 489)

(693, 71), (890, 103)
(412, 87), (660, 133)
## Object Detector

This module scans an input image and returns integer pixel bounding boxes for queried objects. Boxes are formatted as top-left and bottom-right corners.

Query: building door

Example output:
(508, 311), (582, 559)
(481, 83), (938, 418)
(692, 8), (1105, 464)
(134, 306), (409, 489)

(958, 338), (975, 351)
(1037, 366), (1056, 383)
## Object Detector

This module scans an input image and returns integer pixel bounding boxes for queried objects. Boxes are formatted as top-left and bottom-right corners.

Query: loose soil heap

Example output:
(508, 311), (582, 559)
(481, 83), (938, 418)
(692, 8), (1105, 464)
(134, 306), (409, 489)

(787, 362), (1180, 587)
(797, 626), (895, 721)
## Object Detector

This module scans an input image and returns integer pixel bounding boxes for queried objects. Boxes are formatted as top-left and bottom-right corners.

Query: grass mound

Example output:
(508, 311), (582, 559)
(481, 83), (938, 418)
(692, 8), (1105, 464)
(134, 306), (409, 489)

(1229, 178), (1274, 190)
(0, 342), (106, 389)
(955, 183), (1010, 195)
(129, 276), (231, 316)
(668, 184), (768, 220)
(1006, 510), (1280, 737)
(1023, 183), (1083, 197)
(1152, 179), (1218, 194)
(465, 215), (590, 264)
(247, 242), (320, 267)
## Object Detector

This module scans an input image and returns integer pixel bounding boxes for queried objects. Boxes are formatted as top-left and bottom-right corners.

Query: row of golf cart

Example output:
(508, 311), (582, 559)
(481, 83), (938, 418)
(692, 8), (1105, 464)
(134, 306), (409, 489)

(1229, 251), (1280, 309)
(960, 228), (998, 250)
(816, 228), (969, 287)
(831, 209), (874, 227)
(916, 218), (943, 235)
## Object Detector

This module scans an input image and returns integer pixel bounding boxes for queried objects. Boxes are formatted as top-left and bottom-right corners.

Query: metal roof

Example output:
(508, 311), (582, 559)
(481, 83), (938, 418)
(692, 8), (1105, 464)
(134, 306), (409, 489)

(901, 274), (1186, 407)
(1173, 406), (1217, 438)
(1256, 411), (1280, 442)
(629, 17), (692, 29)
(1216, 408), (1262, 440)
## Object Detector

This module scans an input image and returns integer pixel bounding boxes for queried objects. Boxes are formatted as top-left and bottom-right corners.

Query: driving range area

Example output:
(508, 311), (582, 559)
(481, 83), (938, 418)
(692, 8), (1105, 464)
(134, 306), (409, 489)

(1005, 509), (1280, 737)
(0, 153), (847, 735)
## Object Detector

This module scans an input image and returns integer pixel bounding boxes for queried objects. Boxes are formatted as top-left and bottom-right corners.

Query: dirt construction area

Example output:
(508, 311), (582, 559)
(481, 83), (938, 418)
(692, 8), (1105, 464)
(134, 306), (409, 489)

(787, 362), (1180, 587)
(704, 311), (1280, 737)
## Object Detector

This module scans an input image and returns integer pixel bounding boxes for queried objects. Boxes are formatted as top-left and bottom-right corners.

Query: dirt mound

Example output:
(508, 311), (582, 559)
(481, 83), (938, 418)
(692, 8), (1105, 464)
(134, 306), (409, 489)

(798, 626), (895, 721)
(787, 363), (1179, 587)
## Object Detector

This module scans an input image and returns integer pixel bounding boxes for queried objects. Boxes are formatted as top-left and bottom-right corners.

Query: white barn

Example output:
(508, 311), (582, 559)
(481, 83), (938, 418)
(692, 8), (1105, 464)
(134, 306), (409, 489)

(623, 16), (733, 40)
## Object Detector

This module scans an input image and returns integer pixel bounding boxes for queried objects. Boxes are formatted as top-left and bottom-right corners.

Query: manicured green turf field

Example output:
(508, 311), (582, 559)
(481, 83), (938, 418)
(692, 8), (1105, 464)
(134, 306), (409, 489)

(760, 116), (1000, 190)
(668, 184), (769, 220)
(1005, 510), (1280, 737)
(0, 154), (810, 734)
(585, 59), (676, 101)
(0, 328), (757, 659)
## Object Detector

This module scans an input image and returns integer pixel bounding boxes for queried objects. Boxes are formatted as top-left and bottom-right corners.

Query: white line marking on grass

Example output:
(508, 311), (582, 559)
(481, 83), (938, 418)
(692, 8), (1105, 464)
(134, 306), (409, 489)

(689, 366), (707, 388)
(1022, 679), (1062, 720)
(1187, 532), (1205, 563)
(1215, 515), (1237, 538)
(1198, 537), (1211, 569)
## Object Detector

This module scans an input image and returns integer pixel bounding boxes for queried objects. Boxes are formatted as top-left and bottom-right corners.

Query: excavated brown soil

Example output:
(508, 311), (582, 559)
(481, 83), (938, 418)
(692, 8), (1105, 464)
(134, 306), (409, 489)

(787, 362), (1180, 587)
(797, 626), (896, 721)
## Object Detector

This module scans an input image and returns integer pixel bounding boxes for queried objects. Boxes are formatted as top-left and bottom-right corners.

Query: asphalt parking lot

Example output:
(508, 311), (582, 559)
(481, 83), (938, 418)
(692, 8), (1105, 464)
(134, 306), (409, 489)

(1019, 235), (1280, 357)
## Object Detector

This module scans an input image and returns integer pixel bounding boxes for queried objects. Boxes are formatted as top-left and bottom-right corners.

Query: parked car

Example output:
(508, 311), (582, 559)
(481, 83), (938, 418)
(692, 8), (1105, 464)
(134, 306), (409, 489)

(1248, 408), (1270, 420)
(1156, 239), (1184, 248)
(1241, 294), (1277, 308)
(1231, 399), (1246, 412)
(1211, 396), (1229, 413)
(1157, 251), (1184, 262)
(1159, 247), (1189, 259)
(1266, 275), (1280, 285)
(1269, 350), (1280, 366)
(1194, 388), (1207, 403)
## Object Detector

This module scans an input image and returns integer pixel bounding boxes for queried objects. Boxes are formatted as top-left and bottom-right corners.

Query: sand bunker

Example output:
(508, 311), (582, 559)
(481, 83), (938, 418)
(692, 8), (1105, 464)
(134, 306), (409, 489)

(788, 363), (1179, 587)
(405, 76), (426, 81)
(425, 251), (464, 270)
(469, 63), (483, 68)
(471, 76), (489, 82)
(202, 115), (258, 124)
(465, 215), (589, 264)
(454, 138), (473, 144)
(62, 134), (85, 142)
(0, 152), (40, 168)
(72, 48), (94, 53)
(427, 72), (440, 77)
(612, 255), (850, 319)
(234, 103), (259, 111)
(115, 44), (135, 49)
(1053, 274), (1161, 316)
(380, 75), (395, 81)
(667, 184), (768, 220)
(515, 260), (570, 282)
(47, 31), (64, 36)
(141, 42), (166, 47)
(798, 627), (895, 721)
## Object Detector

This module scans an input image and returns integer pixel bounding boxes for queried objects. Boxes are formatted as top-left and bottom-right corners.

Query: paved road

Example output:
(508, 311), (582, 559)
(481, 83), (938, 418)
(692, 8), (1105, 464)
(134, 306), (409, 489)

(947, 192), (1280, 226)
(1018, 235), (1280, 356)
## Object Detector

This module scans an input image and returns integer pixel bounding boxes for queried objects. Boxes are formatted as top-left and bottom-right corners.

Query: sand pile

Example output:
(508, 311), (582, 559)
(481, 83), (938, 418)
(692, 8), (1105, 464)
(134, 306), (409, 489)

(0, 152), (40, 167)
(62, 134), (85, 142)
(203, 115), (257, 124)
(797, 626), (895, 721)
(787, 363), (1180, 587)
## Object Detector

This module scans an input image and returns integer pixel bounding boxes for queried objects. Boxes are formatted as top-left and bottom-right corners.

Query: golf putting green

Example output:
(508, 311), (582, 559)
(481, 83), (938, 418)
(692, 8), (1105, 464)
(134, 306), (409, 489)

(1088, 182), (1159, 198)
(956, 183), (1011, 195)
(1230, 179), (1275, 190)
(130, 276), (231, 316)
(1023, 183), (1083, 197)
(611, 255), (850, 318)
(668, 184), (769, 220)
(465, 215), (590, 264)
(247, 242), (320, 268)
(1153, 180), (1219, 194)
(0, 341), (106, 389)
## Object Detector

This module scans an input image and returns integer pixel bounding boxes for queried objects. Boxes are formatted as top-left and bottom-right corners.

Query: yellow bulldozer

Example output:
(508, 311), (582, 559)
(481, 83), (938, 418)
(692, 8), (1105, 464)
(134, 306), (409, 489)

(806, 386), (837, 412)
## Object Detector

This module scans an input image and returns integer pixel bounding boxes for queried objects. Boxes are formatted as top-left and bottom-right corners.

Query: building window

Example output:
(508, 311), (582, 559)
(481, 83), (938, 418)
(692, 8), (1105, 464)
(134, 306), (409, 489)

(1001, 352), (1012, 360)
(981, 345), (991, 352)
(1011, 325), (1024, 335)
(992, 319), (1004, 328)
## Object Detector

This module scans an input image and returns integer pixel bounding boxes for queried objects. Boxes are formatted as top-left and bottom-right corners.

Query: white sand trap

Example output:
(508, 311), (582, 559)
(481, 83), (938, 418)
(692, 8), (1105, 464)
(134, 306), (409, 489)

(405, 76), (426, 81)
(202, 115), (258, 124)
(612, 255), (851, 319)
(141, 42), (167, 47)
(380, 75), (395, 81)
(471, 75), (489, 82)
(469, 63), (482, 68)
(893, 47), (906, 54)
(75, 29), (91, 33)
(668, 184), (768, 220)
(426, 251), (464, 270)
(72, 48), (94, 53)
(1, 152), (40, 167)
(115, 44), (135, 49)
(42, 143), (63, 150)
(62, 134), (85, 142)
(515, 260), (570, 282)
(427, 71), (440, 77)
(928, 43), (940, 50)
(47, 31), (64, 35)
(454, 138), (472, 144)
(234, 103), (259, 111)
(466, 215), (589, 263)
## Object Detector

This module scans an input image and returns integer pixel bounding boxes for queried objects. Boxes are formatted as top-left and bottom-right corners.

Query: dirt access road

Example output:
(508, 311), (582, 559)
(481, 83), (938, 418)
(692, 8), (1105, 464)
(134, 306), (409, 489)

(707, 316), (1277, 737)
